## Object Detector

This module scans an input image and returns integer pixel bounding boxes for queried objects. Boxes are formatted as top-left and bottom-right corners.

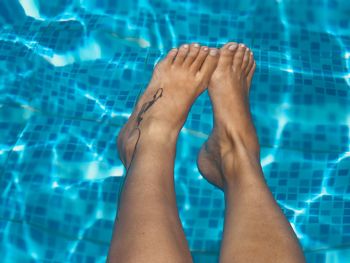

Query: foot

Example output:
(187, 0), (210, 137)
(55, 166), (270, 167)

(118, 44), (219, 168)
(197, 42), (258, 189)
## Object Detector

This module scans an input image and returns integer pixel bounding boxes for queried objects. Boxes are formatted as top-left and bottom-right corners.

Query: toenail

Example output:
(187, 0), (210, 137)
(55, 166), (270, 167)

(193, 43), (200, 48)
(203, 46), (209, 51)
(240, 44), (245, 47)
(229, 43), (237, 51)
(209, 49), (218, 56)
(183, 44), (189, 49)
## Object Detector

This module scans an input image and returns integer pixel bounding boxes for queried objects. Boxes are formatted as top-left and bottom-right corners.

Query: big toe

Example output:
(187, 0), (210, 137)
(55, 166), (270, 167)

(190, 46), (210, 72)
(217, 42), (238, 68)
(199, 48), (219, 83)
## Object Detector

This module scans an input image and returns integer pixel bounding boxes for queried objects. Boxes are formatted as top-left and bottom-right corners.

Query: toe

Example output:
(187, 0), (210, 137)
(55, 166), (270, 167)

(173, 44), (190, 65)
(245, 50), (254, 76)
(217, 42), (238, 68)
(241, 48), (251, 73)
(162, 48), (178, 66)
(247, 61), (256, 87)
(199, 48), (219, 82)
(190, 46), (210, 72)
(233, 44), (246, 70)
(183, 43), (201, 67)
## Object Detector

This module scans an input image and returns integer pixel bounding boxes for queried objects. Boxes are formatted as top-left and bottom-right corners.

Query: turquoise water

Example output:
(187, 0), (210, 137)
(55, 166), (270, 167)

(0, 0), (349, 262)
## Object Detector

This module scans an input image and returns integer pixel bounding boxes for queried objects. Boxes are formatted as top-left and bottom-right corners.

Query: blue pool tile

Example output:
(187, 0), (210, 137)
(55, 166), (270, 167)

(0, 105), (34, 173)
(0, 0), (350, 262)
(0, 219), (109, 262)
(0, 112), (124, 245)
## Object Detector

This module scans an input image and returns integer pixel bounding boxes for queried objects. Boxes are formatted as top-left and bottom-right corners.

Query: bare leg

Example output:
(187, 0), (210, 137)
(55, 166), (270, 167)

(197, 42), (306, 263)
(108, 43), (219, 263)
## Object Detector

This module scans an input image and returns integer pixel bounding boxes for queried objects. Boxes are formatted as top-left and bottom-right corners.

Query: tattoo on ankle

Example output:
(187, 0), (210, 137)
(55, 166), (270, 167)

(116, 88), (163, 219)
(136, 88), (163, 126)
(130, 88), (163, 168)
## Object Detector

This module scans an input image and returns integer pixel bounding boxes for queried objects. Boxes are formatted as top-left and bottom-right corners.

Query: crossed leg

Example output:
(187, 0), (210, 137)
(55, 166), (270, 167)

(108, 41), (306, 263)
(107, 43), (219, 263)
(198, 42), (306, 262)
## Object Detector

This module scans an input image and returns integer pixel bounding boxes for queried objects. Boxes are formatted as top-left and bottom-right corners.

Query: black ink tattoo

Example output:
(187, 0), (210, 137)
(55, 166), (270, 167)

(129, 88), (163, 169)
(116, 88), (163, 219)
(136, 88), (163, 126)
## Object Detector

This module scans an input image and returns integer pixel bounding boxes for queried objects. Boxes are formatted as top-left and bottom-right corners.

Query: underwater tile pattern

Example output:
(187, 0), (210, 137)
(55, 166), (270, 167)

(0, 0), (349, 262)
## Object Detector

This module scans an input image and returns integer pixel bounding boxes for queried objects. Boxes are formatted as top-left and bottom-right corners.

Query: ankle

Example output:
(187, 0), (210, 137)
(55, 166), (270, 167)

(219, 137), (262, 185)
(118, 118), (179, 167)
(214, 125), (260, 159)
(137, 117), (179, 145)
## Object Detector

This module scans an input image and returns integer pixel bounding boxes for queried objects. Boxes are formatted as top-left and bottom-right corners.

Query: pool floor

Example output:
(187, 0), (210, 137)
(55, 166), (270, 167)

(0, 0), (350, 262)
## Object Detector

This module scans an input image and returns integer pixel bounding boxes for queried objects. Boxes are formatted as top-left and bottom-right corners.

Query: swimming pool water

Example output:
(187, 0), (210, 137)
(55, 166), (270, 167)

(0, 0), (349, 262)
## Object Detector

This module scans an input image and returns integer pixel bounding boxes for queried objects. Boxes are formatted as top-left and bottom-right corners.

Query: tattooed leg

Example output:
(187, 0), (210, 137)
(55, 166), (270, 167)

(107, 44), (219, 263)
(115, 88), (163, 217)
